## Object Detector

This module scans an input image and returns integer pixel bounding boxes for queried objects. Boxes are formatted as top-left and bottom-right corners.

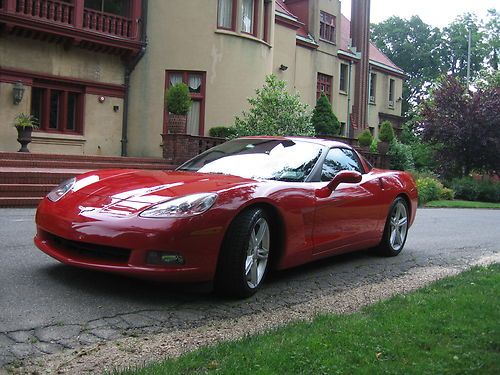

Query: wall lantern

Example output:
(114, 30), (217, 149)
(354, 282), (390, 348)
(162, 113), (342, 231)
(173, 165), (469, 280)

(279, 64), (288, 71)
(98, 96), (106, 103)
(13, 81), (25, 105)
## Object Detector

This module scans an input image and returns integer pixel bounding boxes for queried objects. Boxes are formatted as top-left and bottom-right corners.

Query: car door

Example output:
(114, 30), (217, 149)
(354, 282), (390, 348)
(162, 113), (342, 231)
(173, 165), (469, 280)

(312, 147), (383, 256)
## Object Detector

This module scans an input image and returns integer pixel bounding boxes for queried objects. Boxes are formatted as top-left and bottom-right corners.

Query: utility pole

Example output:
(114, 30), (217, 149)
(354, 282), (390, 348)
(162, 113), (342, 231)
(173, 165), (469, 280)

(466, 26), (472, 88)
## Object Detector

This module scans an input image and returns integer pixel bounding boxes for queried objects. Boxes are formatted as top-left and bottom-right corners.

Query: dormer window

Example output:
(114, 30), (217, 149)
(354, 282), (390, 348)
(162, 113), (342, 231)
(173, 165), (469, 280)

(320, 11), (336, 43)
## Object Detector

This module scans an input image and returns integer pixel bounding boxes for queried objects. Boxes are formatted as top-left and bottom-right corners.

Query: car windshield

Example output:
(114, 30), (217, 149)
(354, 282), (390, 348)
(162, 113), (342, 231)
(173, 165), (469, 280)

(177, 139), (323, 182)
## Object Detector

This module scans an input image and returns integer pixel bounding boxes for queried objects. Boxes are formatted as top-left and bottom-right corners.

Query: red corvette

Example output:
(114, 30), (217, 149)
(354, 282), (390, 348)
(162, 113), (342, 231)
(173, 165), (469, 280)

(35, 137), (417, 297)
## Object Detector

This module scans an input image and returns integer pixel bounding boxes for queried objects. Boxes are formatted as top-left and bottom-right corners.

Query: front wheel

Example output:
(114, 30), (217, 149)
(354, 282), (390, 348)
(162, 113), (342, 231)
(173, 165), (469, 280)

(376, 197), (409, 257)
(214, 208), (271, 298)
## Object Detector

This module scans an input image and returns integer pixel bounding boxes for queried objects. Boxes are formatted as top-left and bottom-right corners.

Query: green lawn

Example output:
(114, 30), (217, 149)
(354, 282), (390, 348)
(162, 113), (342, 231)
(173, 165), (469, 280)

(425, 200), (500, 209)
(116, 264), (500, 375)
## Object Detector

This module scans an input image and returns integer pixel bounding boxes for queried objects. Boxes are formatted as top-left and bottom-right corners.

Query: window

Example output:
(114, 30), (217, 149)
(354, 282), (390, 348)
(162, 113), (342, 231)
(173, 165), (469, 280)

(84, 0), (130, 16)
(165, 71), (206, 136)
(217, 0), (235, 30)
(30, 84), (84, 134)
(241, 0), (257, 35)
(321, 148), (363, 182)
(388, 78), (395, 108)
(339, 63), (348, 92)
(369, 73), (376, 103)
(320, 11), (336, 43)
(263, 0), (271, 42)
(317, 73), (332, 101)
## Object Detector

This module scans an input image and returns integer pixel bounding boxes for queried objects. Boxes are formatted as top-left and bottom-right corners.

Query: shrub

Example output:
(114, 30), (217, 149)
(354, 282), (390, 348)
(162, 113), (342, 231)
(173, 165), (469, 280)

(388, 140), (415, 171)
(451, 177), (500, 203)
(311, 94), (340, 135)
(369, 138), (378, 152)
(233, 75), (315, 137)
(165, 83), (191, 115)
(416, 177), (444, 205)
(378, 120), (395, 143)
(209, 126), (237, 139)
(357, 130), (373, 147)
(440, 187), (455, 200)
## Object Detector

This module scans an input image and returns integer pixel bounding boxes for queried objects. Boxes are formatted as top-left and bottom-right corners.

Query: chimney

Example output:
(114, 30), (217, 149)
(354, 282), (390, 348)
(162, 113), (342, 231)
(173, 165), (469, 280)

(350, 0), (371, 135)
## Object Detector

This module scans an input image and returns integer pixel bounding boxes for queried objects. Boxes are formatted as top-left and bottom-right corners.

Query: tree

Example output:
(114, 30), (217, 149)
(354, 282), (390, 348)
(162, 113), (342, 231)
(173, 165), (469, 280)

(441, 13), (487, 83)
(233, 75), (315, 137)
(484, 9), (499, 71)
(371, 16), (444, 114)
(311, 94), (340, 135)
(421, 76), (500, 177)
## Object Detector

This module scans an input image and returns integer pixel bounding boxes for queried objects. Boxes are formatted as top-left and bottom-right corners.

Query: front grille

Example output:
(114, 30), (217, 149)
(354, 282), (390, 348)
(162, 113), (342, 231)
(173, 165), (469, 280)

(45, 232), (131, 263)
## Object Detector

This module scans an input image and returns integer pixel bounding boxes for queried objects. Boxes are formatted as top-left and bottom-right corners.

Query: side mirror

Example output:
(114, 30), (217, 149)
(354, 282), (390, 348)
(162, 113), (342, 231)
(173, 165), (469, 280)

(315, 170), (362, 198)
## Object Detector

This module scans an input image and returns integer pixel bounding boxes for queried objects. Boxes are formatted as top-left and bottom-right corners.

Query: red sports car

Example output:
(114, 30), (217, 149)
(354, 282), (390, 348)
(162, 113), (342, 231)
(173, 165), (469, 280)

(35, 137), (417, 297)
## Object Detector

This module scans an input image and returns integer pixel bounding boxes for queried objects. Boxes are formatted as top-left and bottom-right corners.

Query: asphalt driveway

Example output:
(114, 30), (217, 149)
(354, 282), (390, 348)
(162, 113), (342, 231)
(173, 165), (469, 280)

(0, 207), (499, 368)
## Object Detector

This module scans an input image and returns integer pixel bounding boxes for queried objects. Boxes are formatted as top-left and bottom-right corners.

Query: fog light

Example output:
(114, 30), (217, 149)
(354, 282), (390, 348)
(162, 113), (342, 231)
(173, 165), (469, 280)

(146, 251), (184, 265)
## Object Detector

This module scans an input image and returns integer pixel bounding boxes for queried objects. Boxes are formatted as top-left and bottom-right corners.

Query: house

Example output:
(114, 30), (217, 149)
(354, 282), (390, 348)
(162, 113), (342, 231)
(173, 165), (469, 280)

(0, 0), (404, 158)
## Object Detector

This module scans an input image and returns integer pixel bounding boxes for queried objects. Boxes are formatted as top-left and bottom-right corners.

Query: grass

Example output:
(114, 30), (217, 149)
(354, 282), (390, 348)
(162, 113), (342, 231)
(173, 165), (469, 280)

(425, 200), (500, 209)
(116, 264), (500, 375)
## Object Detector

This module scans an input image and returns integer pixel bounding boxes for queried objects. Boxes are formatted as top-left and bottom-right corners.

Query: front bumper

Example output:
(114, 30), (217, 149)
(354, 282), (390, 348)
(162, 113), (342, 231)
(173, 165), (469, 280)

(34, 197), (227, 283)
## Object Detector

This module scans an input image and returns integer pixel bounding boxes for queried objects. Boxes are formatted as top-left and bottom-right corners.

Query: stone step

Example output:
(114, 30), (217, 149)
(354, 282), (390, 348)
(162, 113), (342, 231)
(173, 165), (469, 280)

(0, 184), (57, 197)
(0, 197), (43, 208)
(0, 159), (175, 170)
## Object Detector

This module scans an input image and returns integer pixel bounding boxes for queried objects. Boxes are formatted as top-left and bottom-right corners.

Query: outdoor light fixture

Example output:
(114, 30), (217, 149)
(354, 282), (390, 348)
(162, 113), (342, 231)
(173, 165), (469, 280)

(279, 64), (288, 71)
(13, 81), (25, 105)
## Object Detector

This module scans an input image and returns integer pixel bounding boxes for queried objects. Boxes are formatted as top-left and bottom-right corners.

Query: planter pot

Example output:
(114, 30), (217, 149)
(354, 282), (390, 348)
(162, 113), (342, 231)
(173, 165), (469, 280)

(377, 141), (389, 155)
(168, 114), (187, 134)
(16, 126), (33, 152)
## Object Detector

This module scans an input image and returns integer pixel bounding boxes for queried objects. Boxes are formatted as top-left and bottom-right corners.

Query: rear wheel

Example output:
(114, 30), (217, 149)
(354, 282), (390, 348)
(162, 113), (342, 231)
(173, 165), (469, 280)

(377, 197), (409, 257)
(215, 208), (271, 298)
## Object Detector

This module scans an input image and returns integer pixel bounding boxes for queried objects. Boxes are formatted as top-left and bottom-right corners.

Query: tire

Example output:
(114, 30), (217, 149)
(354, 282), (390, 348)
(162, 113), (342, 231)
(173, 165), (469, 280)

(214, 207), (271, 298)
(376, 197), (409, 257)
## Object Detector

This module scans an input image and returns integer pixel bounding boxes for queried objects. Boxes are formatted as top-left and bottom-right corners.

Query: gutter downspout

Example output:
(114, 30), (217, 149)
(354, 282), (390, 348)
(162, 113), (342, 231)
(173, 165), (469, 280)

(121, 0), (148, 157)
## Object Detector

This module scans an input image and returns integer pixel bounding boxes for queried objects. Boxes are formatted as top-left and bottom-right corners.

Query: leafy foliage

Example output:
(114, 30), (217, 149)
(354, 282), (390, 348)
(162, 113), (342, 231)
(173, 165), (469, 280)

(388, 140), (415, 171)
(378, 121), (395, 143)
(311, 94), (340, 135)
(357, 129), (373, 147)
(165, 83), (191, 115)
(13, 113), (39, 129)
(371, 16), (444, 114)
(421, 75), (500, 177)
(415, 176), (453, 205)
(451, 177), (500, 203)
(208, 126), (237, 139)
(233, 75), (315, 137)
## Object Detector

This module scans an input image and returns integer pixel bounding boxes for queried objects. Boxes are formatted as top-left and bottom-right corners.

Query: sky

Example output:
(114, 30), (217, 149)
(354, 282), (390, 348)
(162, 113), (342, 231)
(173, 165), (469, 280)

(341, 0), (499, 28)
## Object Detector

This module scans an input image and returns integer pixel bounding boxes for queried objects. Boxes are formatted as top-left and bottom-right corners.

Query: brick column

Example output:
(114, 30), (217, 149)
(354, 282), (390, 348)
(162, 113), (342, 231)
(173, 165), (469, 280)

(350, 0), (371, 136)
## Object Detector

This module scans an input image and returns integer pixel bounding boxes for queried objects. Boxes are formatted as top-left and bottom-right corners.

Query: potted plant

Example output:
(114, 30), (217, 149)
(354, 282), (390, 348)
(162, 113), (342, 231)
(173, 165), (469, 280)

(377, 120), (394, 154)
(165, 83), (192, 134)
(357, 129), (373, 150)
(13, 113), (39, 152)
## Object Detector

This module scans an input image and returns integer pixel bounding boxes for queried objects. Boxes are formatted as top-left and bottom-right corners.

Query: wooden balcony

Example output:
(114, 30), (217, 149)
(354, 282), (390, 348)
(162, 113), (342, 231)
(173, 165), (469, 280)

(0, 0), (144, 56)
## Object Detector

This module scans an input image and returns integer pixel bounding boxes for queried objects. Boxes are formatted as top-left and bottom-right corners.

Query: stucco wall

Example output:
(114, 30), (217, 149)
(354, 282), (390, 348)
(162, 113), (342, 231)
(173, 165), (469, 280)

(128, 0), (274, 157)
(0, 36), (125, 155)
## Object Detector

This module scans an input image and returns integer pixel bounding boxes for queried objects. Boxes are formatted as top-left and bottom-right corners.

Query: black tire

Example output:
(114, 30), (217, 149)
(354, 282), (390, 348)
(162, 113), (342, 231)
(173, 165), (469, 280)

(214, 207), (271, 298)
(376, 197), (409, 257)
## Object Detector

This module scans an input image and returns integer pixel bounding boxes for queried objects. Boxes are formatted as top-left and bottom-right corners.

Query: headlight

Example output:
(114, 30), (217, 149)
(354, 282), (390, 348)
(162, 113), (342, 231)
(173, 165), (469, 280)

(47, 177), (76, 202)
(139, 193), (218, 218)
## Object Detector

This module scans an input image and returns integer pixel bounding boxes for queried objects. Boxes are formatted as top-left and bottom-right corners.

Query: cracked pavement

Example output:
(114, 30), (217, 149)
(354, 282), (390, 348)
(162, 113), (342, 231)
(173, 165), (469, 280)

(0, 208), (499, 370)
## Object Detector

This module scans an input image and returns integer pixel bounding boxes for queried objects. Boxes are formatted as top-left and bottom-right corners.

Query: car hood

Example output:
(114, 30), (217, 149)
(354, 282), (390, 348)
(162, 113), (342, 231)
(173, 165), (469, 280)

(71, 169), (257, 205)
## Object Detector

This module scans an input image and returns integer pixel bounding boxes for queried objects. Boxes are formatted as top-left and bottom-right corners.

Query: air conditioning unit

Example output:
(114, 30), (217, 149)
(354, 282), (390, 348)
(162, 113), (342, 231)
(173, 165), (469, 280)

(388, 100), (395, 107)
(369, 96), (375, 103)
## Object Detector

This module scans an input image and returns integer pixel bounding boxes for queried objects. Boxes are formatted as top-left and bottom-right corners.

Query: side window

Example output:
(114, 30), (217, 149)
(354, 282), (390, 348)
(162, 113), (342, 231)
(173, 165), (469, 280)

(321, 148), (363, 182)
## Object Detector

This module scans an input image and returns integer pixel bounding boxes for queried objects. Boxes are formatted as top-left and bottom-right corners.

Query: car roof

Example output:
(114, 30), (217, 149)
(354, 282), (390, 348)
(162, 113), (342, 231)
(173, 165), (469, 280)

(240, 136), (353, 150)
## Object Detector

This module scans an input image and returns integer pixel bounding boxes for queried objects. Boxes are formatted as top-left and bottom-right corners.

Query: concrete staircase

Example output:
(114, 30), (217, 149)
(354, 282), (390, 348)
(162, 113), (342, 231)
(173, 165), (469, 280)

(0, 152), (176, 207)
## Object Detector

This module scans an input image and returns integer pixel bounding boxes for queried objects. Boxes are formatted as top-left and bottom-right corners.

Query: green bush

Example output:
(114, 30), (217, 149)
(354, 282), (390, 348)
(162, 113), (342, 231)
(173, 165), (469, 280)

(388, 140), (415, 171)
(208, 126), (237, 139)
(451, 177), (500, 203)
(369, 138), (378, 152)
(378, 120), (395, 143)
(357, 129), (373, 147)
(165, 83), (191, 115)
(411, 171), (456, 205)
(234, 75), (314, 137)
(311, 94), (340, 135)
